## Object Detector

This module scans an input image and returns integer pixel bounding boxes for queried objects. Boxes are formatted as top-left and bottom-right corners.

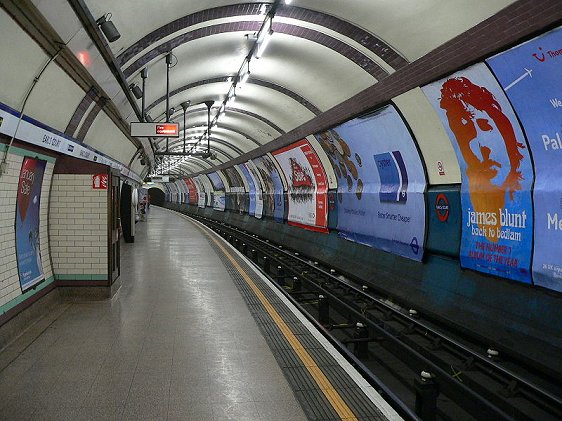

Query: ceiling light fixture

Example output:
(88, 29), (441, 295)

(255, 18), (273, 59)
(205, 2), (283, 158)
(227, 86), (236, 106)
(238, 60), (251, 87)
(96, 13), (120, 43)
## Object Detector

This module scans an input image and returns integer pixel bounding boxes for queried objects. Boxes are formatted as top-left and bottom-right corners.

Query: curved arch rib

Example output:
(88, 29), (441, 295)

(123, 21), (387, 80)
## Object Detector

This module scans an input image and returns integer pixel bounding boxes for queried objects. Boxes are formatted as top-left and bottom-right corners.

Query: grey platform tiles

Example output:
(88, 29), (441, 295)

(0, 207), (397, 420)
(196, 214), (396, 421)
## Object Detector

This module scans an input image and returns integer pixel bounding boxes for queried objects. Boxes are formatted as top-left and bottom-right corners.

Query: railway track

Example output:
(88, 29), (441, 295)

(193, 213), (562, 421)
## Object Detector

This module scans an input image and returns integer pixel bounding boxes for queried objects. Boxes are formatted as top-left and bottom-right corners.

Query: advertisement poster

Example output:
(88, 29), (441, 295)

(168, 182), (179, 203)
(272, 139), (328, 232)
(180, 179), (190, 204)
(15, 157), (46, 291)
(199, 175), (214, 207)
(193, 176), (206, 208)
(207, 172), (225, 191)
(207, 172), (226, 211)
(245, 161), (264, 219)
(253, 155), (285, 222)
(222, 167), (248, 213)
(487, 27), (562, 290)
(184, 178), (198, 205)
(175, 180), (186, 203)
(237, 164), (257, 217)
(422, 63), (534, 282)
(315, 105), (426, 260)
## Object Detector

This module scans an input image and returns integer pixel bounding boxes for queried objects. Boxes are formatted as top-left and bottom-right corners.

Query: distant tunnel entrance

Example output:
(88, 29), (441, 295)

(148, 188), (165, 206)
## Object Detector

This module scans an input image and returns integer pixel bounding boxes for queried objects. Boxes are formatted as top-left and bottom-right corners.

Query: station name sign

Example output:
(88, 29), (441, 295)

(130, 122), (179, 137)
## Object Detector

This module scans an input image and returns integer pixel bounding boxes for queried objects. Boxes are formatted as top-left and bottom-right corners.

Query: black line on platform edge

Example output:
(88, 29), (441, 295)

(204, 232), (389, 421)
(207, 239), (342, 421)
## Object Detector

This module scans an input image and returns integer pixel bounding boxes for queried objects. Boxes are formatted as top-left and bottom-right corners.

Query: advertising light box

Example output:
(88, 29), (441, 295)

(246, 161), (265, 219)
(222, 167), (248, 213)
(207, 172), (225, 191)
(315, 105), (426, 260)
(422, 63), (534, 283)
(237, 164), (257, 217)
(487, 26), (562, 291)
(15, 158), (47, 291)
(252, 155), (285, 222)
(184, 178), (198, 205)
(272, 139), (328, 232)
(207, 172), (226, 211)
(193, 176), (206, 208)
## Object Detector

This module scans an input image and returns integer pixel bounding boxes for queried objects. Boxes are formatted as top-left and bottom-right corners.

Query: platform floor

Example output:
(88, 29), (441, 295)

(0, 208), (307, 420)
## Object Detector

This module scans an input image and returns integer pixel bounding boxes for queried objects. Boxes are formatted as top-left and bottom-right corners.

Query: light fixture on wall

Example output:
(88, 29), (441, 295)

(129, 83), (142, 99)
(96, 13), (121, 43)
(141, 68), (148, 120)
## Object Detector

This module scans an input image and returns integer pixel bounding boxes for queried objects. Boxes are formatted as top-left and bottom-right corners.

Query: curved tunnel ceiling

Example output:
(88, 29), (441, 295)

(22, 0), (530, 178)
(80, 0), (416, 176)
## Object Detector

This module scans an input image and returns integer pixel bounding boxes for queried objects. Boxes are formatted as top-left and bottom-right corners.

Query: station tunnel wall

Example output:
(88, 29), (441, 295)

(162, 25), (562, 375)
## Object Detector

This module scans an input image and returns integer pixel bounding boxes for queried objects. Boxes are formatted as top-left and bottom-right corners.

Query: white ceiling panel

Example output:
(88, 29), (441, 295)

(296, 0), (517, 61)
(17, 0), (530, 177)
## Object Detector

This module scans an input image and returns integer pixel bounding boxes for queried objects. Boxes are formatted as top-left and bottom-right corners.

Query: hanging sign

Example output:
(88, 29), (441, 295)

(130, 122), (179, 137)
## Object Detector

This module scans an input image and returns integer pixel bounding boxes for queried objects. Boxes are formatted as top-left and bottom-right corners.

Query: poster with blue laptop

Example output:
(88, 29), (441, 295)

(487, 26), (562, 291)
(15, 157), (46, 291)
(238, 164), (256, 217)
(315, 105), (426, 260)
(253, 155), (285, 222)
(422, 63), (534, 283)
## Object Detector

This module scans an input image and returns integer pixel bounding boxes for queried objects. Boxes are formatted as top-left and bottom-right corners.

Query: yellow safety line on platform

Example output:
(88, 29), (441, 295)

(200, 227), (359, 421)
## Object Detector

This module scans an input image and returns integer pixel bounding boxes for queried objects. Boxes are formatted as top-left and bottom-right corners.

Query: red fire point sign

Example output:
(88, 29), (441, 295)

(156, 124), (179, 135)
(92, 174), (108, 189)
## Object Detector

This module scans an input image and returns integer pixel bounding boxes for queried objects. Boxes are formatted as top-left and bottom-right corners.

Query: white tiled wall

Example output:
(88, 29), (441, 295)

(49, 174), (108, 277)
(40, 162), (54, 282)
(0, 151), (55, 308)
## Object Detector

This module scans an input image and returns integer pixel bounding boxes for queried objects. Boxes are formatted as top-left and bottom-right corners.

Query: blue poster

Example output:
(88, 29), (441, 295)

(422, 63), (534, 283)
(246, 161), (264, 219)
(15, 157), (46, 291)
(315, 105), (427, 260)
(207, 172), (226, 211)
(253, 155), (285, 222)
(487, 26), (562, 291)
(207, 172), (225, 191)
(238, 164), (256, 216)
